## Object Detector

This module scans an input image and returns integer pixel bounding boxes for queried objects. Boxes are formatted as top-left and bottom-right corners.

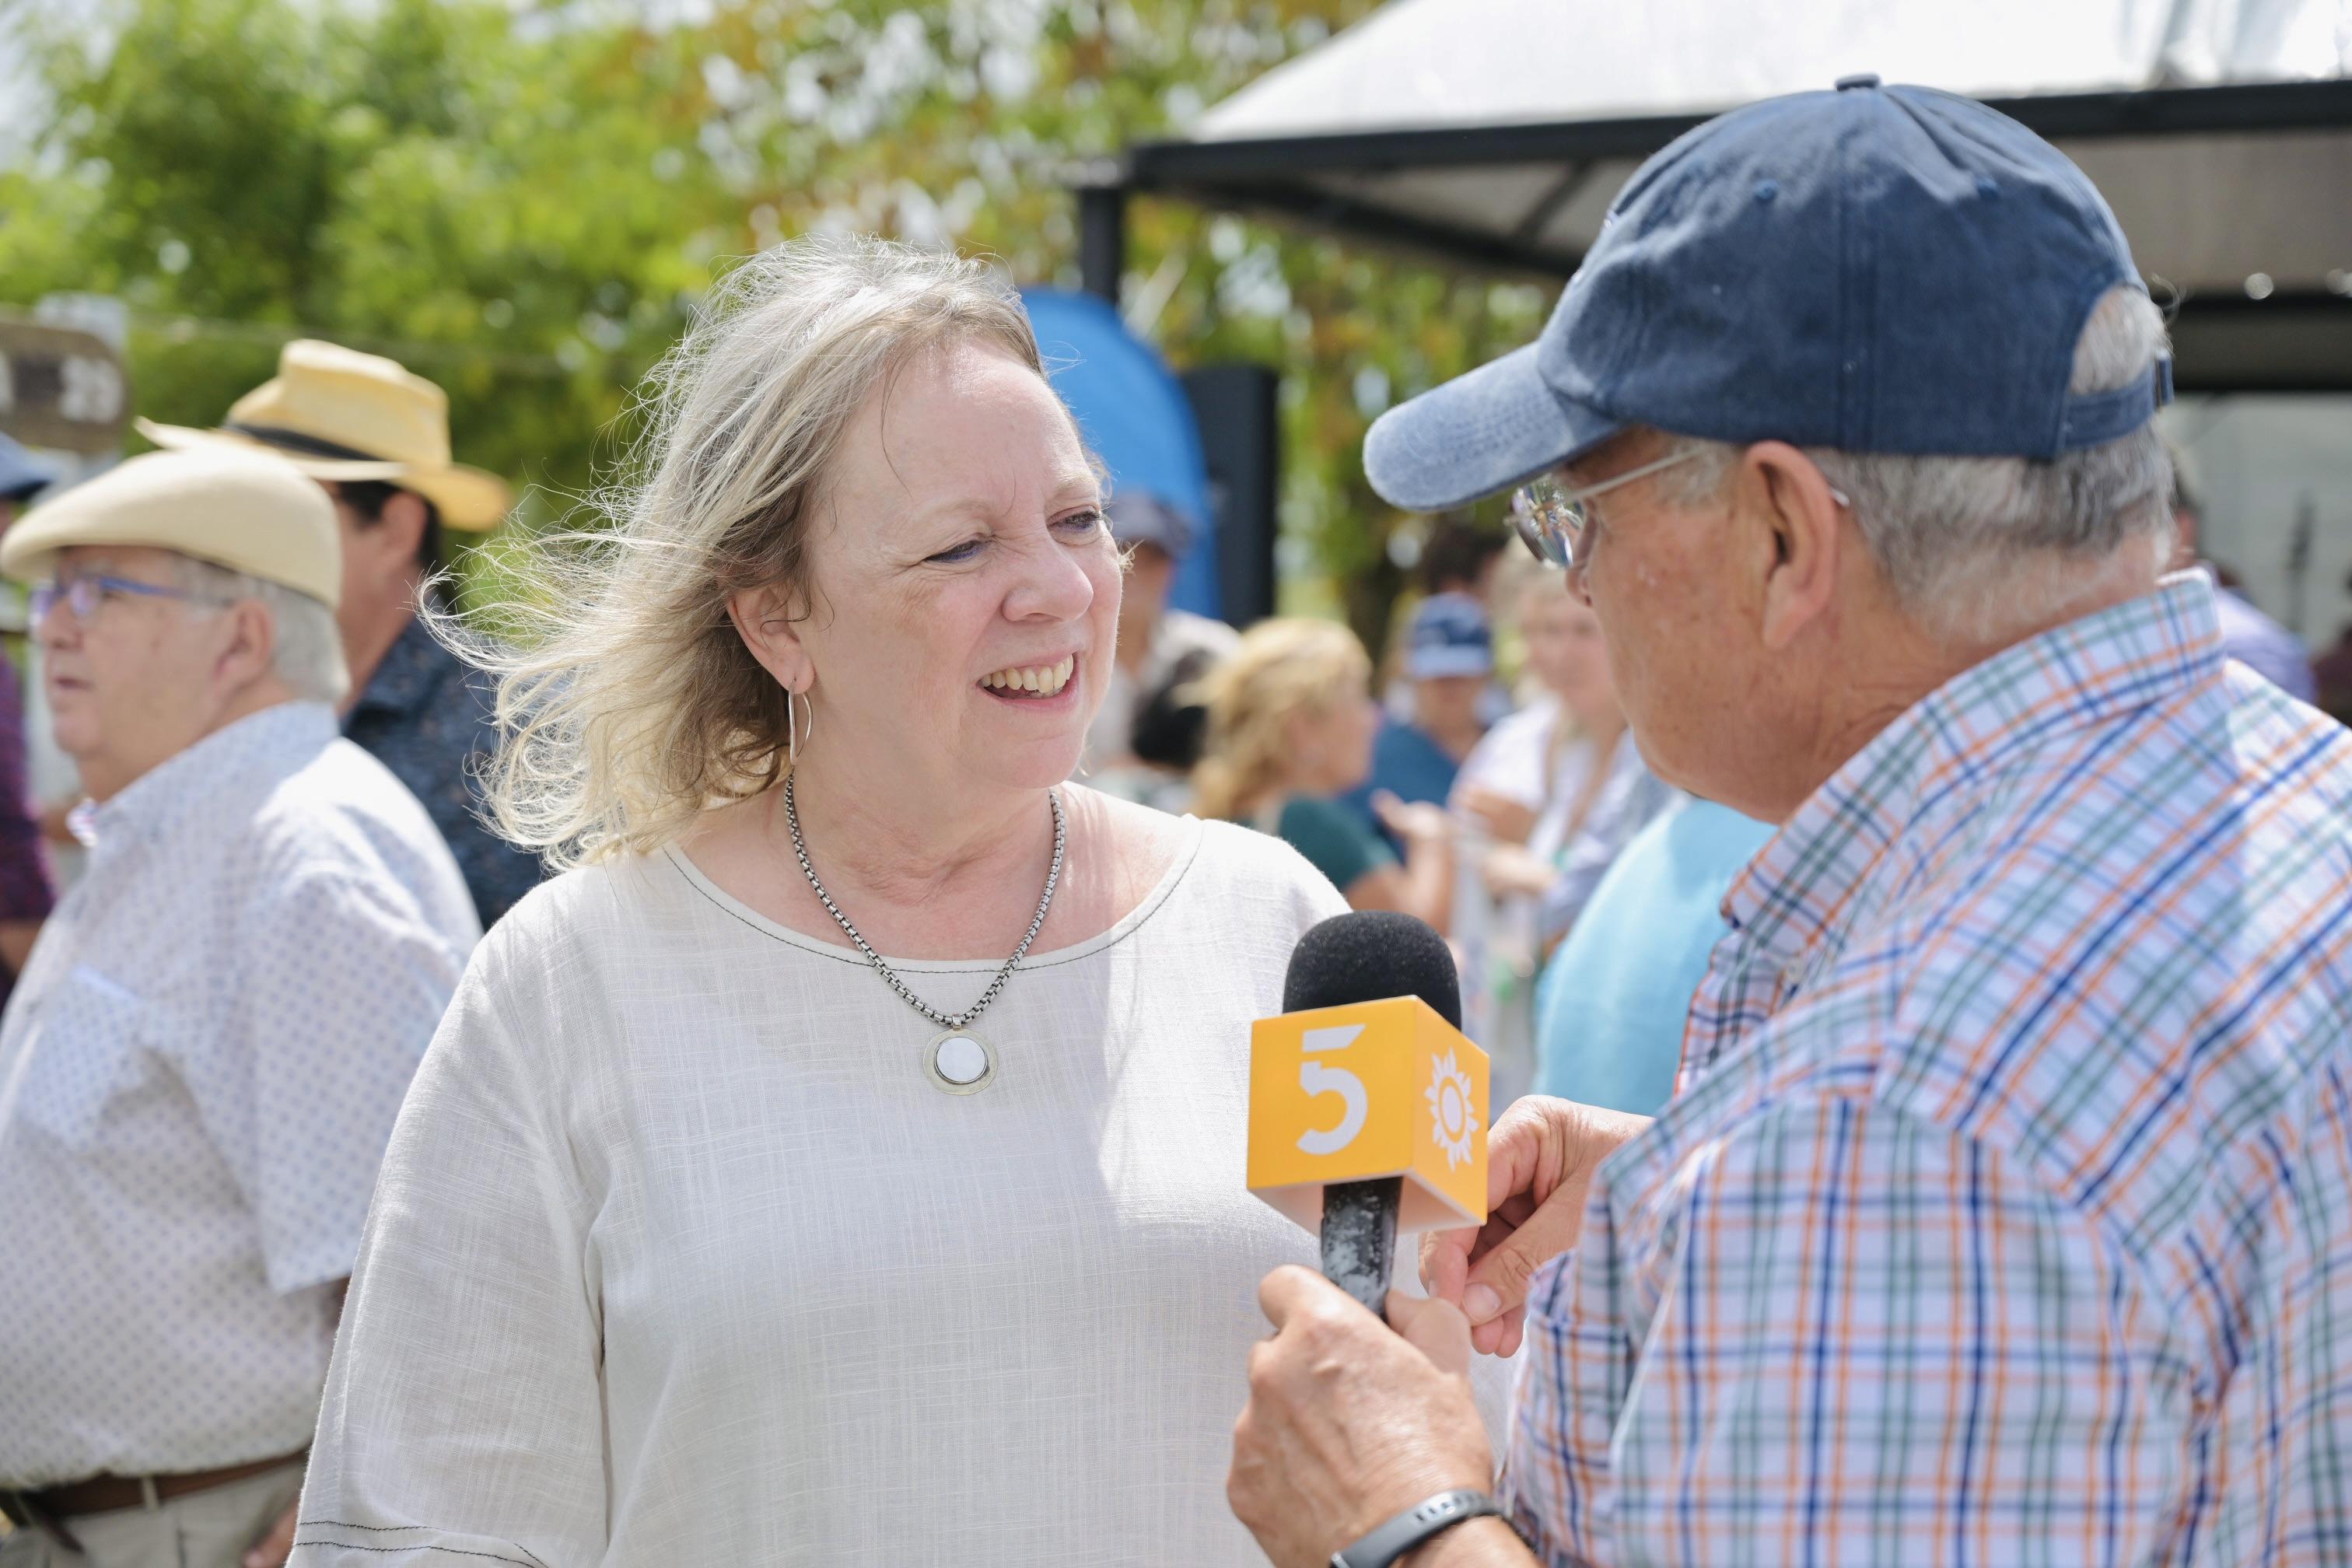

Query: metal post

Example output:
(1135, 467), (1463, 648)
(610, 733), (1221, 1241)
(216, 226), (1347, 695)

(1076, 173), (1129, 306)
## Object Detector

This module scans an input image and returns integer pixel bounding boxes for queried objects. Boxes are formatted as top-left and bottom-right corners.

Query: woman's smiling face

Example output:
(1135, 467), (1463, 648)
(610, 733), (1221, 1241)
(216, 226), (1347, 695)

(781, 338), (1122, 802)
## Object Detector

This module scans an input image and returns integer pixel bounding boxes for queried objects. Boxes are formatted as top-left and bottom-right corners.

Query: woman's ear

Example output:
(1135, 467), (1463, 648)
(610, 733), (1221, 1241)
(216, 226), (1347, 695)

(726, 580), (814, 695)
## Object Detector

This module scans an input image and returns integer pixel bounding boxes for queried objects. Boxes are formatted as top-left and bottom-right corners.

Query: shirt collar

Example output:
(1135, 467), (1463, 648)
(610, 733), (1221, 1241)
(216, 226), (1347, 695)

(352, 606), (457, 721)
(82, 701), (339, 852)
(1721, 572), (2224, 964)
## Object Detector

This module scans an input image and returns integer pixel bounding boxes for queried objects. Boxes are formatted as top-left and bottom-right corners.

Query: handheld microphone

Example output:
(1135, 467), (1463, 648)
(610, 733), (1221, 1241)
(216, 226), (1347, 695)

(1246, 912), (1489, 1321)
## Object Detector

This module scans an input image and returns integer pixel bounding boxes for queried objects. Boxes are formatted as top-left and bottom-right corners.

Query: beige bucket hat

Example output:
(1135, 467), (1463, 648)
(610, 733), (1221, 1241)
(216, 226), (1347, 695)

(137, 338), (513, 530)
(0, 446), (342, 608)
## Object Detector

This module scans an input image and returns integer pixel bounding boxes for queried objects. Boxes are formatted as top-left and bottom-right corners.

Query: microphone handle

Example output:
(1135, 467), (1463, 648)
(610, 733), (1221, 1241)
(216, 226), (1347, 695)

(1320, 1176), (1402, 1322)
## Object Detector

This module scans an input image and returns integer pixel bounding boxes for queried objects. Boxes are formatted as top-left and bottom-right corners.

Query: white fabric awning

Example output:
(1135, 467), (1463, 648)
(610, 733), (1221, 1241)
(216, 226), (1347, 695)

(1124, 0), (2352, 387)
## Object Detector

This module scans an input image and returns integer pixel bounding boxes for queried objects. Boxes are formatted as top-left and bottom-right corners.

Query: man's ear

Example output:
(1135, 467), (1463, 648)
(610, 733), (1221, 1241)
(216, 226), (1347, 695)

(1742, 441), (1846, 652)
(374, 490), (431, 569)
(215, 598), (280, 691)
(727, 579), (814, 695)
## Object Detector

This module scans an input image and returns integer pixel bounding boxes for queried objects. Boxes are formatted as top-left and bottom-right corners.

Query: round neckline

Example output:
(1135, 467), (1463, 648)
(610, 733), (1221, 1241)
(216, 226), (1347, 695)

(661, 811), (1206, 975)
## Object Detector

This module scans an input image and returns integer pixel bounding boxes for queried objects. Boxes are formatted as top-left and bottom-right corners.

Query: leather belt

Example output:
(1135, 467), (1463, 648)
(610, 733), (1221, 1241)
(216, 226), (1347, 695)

(1, 1449), (306, 1552)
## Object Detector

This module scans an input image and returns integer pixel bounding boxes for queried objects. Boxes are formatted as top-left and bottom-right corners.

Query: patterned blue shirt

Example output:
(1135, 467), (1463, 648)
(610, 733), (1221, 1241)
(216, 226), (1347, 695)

(344, 607), (545, 927)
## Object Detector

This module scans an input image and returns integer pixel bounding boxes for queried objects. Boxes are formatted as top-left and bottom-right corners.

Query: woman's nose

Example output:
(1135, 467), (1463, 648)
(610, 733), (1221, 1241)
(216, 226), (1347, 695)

(1003, 532), (1097, 623)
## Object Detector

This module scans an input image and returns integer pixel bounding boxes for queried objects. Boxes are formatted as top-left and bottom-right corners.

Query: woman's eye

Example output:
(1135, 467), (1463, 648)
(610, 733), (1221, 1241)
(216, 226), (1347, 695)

(927, 539), (985, 565)
(1055, 508), (1104, 537)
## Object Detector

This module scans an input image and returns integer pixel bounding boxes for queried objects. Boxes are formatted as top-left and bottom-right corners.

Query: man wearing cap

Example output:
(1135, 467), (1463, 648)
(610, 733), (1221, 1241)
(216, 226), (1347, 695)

(0, 434), (58, 992)
(1229, 80), (2352, 1568)
(0, 448), (479, 1568)
(141, 340), (541, 926)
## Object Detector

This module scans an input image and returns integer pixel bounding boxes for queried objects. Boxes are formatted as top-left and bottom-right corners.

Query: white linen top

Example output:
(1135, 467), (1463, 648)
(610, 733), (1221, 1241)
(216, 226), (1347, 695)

(0, 702), (480, 1485)
(294, 815), (1504, 1566)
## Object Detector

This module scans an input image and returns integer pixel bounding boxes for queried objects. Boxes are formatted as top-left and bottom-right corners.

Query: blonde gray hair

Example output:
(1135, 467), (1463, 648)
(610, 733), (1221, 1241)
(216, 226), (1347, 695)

(1190, 618), (1373, 823)
(175, 555), (350, 706)
(460, 235), (1045, 868)
(1665, 285), (2175, 645)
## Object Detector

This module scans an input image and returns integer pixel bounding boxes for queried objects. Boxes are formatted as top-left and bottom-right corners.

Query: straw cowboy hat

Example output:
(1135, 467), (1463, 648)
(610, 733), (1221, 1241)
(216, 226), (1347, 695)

(137, 338), (513, 530)
(2, 446), (342, 608)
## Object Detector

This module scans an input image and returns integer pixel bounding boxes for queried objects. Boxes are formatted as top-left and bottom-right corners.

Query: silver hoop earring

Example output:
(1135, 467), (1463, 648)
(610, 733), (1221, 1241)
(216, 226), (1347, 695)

(788, 688), (814, 766)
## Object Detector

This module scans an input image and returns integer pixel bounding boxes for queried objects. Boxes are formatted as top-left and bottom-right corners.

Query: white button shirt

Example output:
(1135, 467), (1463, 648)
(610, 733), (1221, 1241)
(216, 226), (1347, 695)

(0, 701), (480, 1486)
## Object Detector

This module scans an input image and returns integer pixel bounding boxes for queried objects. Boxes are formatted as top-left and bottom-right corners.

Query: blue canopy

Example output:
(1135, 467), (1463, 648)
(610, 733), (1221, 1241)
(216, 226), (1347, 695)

(1020, 289), (1221, 619)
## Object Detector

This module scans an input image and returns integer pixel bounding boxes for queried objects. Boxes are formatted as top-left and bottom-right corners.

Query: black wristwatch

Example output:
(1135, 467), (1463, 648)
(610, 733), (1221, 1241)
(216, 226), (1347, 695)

(1331, 1488), (1510, 1568)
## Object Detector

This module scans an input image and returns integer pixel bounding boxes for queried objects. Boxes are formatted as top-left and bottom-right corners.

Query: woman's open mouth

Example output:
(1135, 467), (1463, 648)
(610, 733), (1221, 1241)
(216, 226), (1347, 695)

(978, 655), (1076, 703)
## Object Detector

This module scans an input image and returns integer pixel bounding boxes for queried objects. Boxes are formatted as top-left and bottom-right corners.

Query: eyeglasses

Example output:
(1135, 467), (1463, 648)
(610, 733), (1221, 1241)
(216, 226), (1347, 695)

(1509, 450), (1853, 572)
(1507, 449), (1712, 572)
(31, 573), (217, 625)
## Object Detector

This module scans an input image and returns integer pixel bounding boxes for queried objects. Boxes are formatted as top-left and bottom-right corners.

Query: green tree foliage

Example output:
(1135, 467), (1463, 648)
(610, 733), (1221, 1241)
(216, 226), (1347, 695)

(0, 0), (1548, 646)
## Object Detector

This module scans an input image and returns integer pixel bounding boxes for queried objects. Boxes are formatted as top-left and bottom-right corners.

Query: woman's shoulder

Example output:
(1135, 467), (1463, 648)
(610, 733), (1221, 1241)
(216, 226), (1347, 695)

(1063, 785), (1348, 940)
(471, 849), (702, 977)
(1185, 809), (1354, 927)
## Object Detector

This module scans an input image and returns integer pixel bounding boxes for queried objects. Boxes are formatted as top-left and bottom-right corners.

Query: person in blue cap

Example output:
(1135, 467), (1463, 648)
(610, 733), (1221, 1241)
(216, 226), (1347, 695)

(1342, 589), (1495, 852)
(0, 434), (54, 998)
(1230, 79), (2352, 1568)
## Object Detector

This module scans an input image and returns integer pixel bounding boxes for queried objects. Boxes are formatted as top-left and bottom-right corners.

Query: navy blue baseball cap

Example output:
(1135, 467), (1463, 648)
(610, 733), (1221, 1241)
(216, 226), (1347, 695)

(1402, 590), (1495, 680)
(1365, 77), (2172, 513)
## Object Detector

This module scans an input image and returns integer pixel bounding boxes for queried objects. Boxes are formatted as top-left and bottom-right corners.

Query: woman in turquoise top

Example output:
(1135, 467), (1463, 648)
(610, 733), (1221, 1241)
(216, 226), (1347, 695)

(1192, 618), (1453, 929)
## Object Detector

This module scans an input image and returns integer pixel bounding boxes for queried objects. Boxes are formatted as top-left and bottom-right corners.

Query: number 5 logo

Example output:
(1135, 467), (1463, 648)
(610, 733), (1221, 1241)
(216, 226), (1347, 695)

(1296, 1024), (1367, 1156)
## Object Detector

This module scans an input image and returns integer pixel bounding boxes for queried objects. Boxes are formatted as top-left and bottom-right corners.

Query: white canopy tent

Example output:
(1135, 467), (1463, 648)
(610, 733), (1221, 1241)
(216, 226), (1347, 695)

(1089, 0), (2352, 389)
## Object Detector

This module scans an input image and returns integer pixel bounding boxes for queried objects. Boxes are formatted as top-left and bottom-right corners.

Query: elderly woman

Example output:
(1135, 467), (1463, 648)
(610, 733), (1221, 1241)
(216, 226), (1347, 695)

(1191, 618), (1453, 931)
(289, 239), (1392, 1564)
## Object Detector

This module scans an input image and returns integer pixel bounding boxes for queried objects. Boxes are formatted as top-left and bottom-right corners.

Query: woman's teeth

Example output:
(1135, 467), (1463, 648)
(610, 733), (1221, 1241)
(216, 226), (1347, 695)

(982, 655), (1076, 697)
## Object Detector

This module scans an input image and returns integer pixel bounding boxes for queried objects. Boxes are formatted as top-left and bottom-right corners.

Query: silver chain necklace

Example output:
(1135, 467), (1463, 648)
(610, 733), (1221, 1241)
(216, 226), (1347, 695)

(783, 771), (1064, 1094)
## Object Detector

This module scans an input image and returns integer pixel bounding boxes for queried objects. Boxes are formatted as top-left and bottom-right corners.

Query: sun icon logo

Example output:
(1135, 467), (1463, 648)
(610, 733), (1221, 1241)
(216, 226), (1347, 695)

(1426, 1050), (1480, 1171)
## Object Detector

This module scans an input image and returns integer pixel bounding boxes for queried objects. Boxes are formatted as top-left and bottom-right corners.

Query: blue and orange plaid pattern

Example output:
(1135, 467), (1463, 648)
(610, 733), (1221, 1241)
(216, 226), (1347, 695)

(1507, 574), (2352, 1566)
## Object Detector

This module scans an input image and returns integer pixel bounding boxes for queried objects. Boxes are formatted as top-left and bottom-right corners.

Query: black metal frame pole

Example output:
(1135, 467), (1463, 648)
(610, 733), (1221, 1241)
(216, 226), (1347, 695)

(1077, 175), (1129, 306)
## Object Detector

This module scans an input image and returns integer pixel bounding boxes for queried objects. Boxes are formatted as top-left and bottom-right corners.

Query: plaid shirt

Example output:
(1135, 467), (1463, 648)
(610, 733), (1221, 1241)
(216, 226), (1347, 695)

(1507, 574), (2352, 1566)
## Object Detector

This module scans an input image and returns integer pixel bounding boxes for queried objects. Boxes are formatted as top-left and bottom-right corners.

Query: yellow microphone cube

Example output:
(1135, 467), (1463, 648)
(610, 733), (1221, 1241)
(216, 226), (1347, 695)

(1245, 996), (1489, 1235)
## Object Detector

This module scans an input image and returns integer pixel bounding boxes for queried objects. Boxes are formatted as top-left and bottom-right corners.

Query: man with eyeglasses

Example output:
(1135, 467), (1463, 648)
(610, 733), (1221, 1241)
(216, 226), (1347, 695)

(0, 447), (478, 1568)
(1228, 79), (2352, 1568)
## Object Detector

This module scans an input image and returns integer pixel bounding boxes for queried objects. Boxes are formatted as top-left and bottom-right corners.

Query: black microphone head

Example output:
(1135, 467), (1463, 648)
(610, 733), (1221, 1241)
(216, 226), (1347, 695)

(1282, 910), (1460, 1029)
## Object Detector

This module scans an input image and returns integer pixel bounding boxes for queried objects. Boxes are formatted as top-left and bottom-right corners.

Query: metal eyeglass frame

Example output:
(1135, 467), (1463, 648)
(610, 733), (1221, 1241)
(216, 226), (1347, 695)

(1510, 450), (1850, 570)
(31, 573), (223, 625)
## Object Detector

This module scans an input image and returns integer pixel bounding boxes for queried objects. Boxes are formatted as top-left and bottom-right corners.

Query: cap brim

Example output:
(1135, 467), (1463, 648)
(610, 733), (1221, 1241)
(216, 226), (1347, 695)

(136, 420), (513, 530)
(1363, 343), (1623, 513)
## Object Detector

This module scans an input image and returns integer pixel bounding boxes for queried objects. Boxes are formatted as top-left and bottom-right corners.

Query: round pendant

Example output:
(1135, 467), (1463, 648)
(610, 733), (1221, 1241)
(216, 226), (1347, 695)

(926, 1030), (997, 1095)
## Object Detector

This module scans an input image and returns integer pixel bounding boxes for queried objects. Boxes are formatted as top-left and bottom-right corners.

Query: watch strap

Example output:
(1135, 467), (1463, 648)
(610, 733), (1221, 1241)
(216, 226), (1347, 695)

(1331, 1488), (1507, 1568)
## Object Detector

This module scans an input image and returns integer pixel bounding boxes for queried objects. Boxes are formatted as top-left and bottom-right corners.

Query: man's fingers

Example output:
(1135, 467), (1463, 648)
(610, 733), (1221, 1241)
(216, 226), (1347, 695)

(244, 1499), (299, 1568)
(1256, 1263), (1333, 1330)
(1385, 1291), (1472, 1377)
(1461, 1187), (1585, 1324)
(1485, 1099), (1559, 1212)
(1419, 1223), (1475, 1300)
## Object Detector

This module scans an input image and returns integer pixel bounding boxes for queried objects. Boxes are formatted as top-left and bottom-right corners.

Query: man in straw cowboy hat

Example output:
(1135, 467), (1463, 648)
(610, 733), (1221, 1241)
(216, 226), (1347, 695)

(140, 339), (541, 924)
(0, 446), (480, 1568)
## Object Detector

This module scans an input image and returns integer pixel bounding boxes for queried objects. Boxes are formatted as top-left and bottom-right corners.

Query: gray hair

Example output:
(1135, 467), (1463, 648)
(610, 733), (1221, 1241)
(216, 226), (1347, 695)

(175, 555), (352, 706)
(456, 234), (1046, 868)
(1665, 285), (2175, 645)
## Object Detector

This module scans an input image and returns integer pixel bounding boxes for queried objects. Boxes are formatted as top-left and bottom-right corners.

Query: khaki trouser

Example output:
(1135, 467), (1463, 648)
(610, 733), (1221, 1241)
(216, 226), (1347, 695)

(0, 1460), (304, 1568)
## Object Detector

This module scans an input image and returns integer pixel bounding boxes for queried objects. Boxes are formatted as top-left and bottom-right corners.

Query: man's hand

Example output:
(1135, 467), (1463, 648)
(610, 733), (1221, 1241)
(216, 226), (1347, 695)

(1229, 1268), (1492, 1568)
(246, 1499), (297, 1567)
(1456, 786), (1539, 845)
(1421, 1096), (1651, 1356)
(1372, 790), (1453, 849)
